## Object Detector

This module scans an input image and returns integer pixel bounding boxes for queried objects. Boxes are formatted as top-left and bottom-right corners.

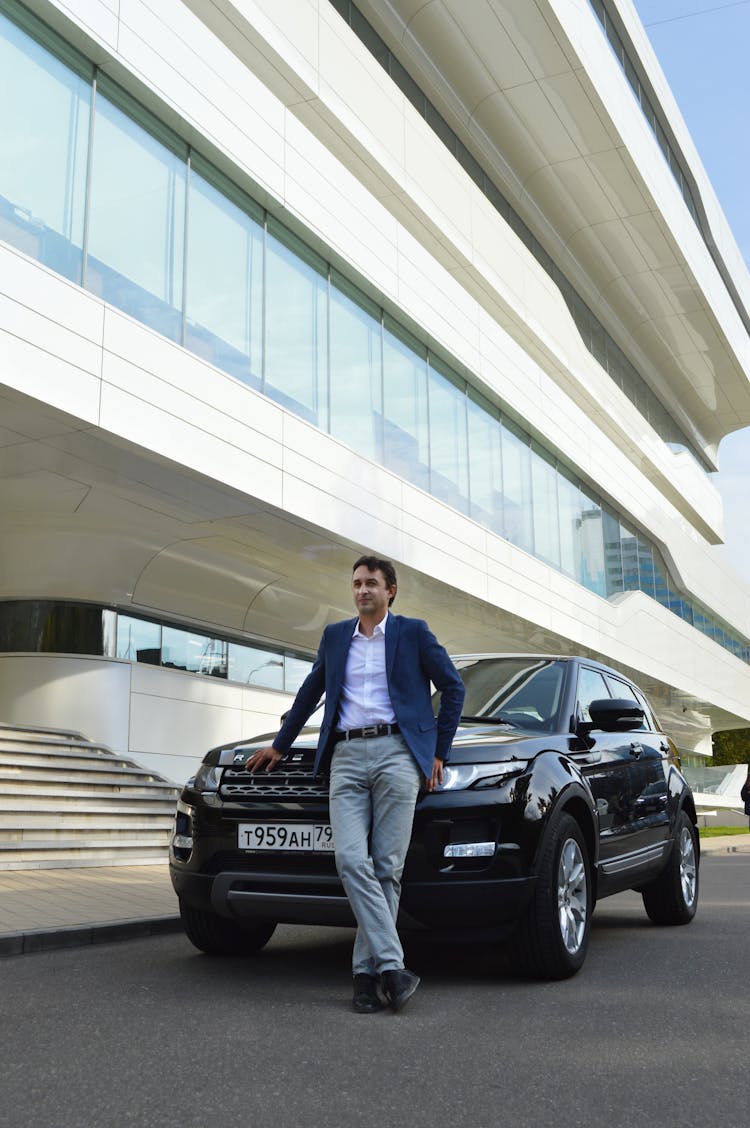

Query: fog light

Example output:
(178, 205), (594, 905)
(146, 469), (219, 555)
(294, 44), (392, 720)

(172, 834), (194, 849)
(443, 842), (495, 858)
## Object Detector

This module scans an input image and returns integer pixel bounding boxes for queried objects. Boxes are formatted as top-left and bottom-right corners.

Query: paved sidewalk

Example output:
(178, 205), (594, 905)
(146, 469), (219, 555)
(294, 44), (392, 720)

(0, 863), (180, 957)
(1, 834), (748, 957)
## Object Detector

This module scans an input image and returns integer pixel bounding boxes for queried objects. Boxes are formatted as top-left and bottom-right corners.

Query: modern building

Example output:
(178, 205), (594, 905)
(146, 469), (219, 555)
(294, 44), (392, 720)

(2, 0), (750, 788)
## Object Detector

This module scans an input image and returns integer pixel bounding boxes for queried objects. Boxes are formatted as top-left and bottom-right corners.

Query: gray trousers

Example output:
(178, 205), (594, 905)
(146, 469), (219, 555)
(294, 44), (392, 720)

(329, 733), (421, 975)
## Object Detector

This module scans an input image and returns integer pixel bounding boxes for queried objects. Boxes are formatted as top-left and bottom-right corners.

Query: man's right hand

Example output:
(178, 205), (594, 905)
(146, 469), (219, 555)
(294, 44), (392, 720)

(245, 745), (284, 773)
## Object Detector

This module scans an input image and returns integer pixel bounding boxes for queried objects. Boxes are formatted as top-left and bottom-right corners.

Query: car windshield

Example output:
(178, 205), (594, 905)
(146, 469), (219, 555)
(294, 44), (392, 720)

(438, 656), (566, 733)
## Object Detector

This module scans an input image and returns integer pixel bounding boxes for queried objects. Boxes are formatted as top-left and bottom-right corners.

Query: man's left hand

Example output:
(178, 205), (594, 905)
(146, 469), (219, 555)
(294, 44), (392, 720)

(426, 757), (444, 792)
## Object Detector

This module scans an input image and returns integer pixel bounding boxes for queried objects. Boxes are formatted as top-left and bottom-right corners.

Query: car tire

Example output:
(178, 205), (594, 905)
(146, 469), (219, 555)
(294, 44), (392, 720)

(510, 811), (591, 980)
(639, 810), (699, 926)
(179, 899), (276, 955)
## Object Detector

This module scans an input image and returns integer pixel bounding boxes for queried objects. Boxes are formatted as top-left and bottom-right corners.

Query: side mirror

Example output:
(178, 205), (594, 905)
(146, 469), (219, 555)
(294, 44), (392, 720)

(588, 698), (645, 732)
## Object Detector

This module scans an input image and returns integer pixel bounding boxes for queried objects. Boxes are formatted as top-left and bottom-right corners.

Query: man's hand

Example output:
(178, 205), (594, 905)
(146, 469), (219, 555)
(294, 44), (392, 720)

(425, 757), (444, 793)
(245, 745), (284, 773)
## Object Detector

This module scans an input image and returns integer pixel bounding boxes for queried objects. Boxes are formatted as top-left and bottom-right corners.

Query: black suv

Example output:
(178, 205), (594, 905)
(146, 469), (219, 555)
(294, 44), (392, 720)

(170, 654), (699, 979)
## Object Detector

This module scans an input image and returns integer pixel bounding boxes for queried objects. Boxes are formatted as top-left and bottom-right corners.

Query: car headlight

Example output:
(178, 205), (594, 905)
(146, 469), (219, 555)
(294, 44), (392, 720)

(439, 760), (526, 791)
(192, 763), (223, 792)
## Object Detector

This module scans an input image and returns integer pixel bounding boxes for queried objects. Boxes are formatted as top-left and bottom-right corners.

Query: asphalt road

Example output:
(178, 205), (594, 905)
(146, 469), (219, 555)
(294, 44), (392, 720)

(1, 855), (747, 1128)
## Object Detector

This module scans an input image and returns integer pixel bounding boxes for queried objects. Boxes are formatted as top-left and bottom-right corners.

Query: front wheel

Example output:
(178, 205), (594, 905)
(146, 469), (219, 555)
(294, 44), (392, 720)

(510, 812), (592, 979)
(179, 899), (276, 955)
(640, 811), (699, 925)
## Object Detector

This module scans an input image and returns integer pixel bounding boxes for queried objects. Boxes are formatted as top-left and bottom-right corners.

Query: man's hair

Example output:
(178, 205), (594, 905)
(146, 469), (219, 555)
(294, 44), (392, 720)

(352, 554), (398, 605)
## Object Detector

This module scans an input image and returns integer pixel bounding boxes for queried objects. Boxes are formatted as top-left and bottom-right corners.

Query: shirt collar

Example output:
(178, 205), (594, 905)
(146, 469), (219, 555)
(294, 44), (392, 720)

(353, 611), (389, 639)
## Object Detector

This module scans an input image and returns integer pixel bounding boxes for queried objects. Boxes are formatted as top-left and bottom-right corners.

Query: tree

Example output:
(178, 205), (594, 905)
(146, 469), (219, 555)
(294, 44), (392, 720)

(711, 729), (750, 766)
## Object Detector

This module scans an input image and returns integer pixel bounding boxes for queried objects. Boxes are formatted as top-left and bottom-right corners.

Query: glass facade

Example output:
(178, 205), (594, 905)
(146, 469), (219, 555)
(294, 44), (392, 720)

(331, 1), (710, 471)
(0, 601), (312, 692)
(1, 0), (748, 665)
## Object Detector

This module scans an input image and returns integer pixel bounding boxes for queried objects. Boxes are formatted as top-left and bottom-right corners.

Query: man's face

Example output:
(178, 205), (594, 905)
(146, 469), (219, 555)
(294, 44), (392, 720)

(351, 565), (395, 620)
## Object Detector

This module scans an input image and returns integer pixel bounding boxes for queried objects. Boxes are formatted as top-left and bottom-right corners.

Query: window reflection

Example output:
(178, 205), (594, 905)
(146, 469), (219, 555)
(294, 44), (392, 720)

(266, 223), (327, 425)
(383, 319), (429, 491)
(86, 82), (186, 341)
(185, 160), (263, 386)
(501, 419), (533, 553)
(531, 445), (560, 568)
(329, 275), (383, 462)
(467, 391), (503, 535)
(227, 644), (284, 689)
(161, 626), (227, 676)
(428, 360), (469, 513)
(117, 616), (161, 665)
(0, 10), (90, 282)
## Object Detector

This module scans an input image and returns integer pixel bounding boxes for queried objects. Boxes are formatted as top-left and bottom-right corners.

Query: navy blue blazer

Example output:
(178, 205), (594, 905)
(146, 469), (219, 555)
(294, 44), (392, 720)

(273, 613), (465, 779)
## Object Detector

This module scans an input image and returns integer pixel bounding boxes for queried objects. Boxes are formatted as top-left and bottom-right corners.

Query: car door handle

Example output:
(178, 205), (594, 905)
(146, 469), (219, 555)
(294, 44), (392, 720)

(575, 752), (602, 766)
(630, 742), (644, 758)
(659, 741), (670, 754)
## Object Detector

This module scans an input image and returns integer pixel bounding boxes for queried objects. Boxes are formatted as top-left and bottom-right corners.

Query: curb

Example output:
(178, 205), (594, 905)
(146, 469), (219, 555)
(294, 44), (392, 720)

(0, 914), (182, 958)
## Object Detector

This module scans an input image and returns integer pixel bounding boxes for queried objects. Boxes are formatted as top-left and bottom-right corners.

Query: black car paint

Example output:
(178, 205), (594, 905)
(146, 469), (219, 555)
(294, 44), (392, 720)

(170, 655), (697, 944)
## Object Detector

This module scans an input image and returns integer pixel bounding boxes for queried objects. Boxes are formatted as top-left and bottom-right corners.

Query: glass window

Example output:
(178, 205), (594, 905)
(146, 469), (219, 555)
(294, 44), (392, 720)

(602, 510), (624, 595)
(116, 616), (161, 665)
(162, 626), (227, 677)
(636, 534), (656, 597)
(86, 80), (186, 340)
(467, 390), (503, 535)
(530, 444), (560, 568)
(227, 643), (284, 689)
(576, 667), (610, 723)
(0, 9), (91, 281)
(184, 158), (263, 386)
(265, 221), (327, 425)
(329, 273), (383, 463)
(652, 549), (670, 609)
(604, 675), (647, 730)
(578, 490), (606, 596)
(557, 467), (582, 580)
(620, 526), (640, 592)
(382, 318), (429, 491)
(428, 358), (469, 514)
(500, 417), (533, 552)
(285, 656), (313, 694)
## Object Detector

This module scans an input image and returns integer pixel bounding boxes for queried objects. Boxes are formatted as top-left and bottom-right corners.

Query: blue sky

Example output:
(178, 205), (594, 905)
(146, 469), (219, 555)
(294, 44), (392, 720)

(631, 0), (750, 584)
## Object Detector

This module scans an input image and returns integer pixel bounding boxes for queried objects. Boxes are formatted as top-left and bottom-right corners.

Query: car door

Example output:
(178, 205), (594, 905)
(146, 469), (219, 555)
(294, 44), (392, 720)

(569, 665), (646, 869)
(603, 674), (670, 851)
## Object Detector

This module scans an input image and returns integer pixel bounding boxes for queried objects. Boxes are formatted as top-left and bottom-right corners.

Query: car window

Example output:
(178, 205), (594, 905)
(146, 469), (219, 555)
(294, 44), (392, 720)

(632, 686), (659, 731)
(449, 657), (565, 731)
(603, 675), (648, 731)
(576, 667), (610, 723)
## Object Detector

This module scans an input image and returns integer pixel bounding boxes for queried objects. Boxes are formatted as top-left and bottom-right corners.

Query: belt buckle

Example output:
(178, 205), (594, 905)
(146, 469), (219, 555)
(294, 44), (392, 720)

(361, 725), (379, 738)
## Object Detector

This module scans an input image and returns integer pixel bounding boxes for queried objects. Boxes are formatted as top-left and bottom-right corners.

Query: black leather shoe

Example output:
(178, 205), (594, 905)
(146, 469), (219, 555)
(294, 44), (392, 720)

(381, 968), (420, 1012)
(352, 974), (383, 1013)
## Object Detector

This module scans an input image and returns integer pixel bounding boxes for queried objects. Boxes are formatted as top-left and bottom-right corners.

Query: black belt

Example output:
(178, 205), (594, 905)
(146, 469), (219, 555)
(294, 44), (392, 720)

(334, 723), (400, 741)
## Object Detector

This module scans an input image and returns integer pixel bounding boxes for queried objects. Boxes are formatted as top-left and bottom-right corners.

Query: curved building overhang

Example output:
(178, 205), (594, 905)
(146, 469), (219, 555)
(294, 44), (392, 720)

(357, 0), (750, 452)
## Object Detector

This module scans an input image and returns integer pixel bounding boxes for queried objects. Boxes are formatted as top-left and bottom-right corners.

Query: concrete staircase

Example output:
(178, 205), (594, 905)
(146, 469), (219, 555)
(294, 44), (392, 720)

(0, 722), (179, 870)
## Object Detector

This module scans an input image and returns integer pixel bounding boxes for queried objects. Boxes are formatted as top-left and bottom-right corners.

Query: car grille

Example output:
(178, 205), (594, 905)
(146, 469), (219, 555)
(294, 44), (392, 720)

(219, 765), (329, 800)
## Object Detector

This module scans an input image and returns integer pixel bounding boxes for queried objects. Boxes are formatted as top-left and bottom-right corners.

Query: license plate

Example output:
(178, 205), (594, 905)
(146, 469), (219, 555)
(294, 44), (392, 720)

(237, 822), (334, 852)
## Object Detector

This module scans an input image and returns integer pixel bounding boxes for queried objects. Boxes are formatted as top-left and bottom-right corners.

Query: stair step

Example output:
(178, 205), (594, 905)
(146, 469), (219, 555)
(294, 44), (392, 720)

(0, 816), (172, 834)
(0, 734), (114, 755)
(0, 794), (175, 810)
(0, 750), (165, 774)
(0, 775), (178, 795)
(0, 835), (170, 849)
(0, 721), (179, 869)
(0, 721), (88, 742)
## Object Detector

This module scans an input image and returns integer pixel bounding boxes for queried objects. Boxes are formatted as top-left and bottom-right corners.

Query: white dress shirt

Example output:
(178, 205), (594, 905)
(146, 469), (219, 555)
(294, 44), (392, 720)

(337, 612), (396, 731)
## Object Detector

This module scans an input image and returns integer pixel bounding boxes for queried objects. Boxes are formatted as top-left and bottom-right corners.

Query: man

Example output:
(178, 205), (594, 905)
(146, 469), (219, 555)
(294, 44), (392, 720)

(246, 554), (465, 1013)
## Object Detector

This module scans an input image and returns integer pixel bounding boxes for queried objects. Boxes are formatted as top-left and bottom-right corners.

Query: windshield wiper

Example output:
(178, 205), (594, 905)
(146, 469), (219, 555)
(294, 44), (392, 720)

(459, 714), (515, 726)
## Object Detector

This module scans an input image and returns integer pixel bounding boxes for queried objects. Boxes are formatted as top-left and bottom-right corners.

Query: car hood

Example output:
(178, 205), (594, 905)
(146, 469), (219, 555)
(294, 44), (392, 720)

(212, 723), (551, 766)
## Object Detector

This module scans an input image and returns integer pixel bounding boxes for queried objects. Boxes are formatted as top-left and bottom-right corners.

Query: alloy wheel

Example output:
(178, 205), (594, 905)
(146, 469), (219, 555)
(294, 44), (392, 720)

(557, 837), (588, 954)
